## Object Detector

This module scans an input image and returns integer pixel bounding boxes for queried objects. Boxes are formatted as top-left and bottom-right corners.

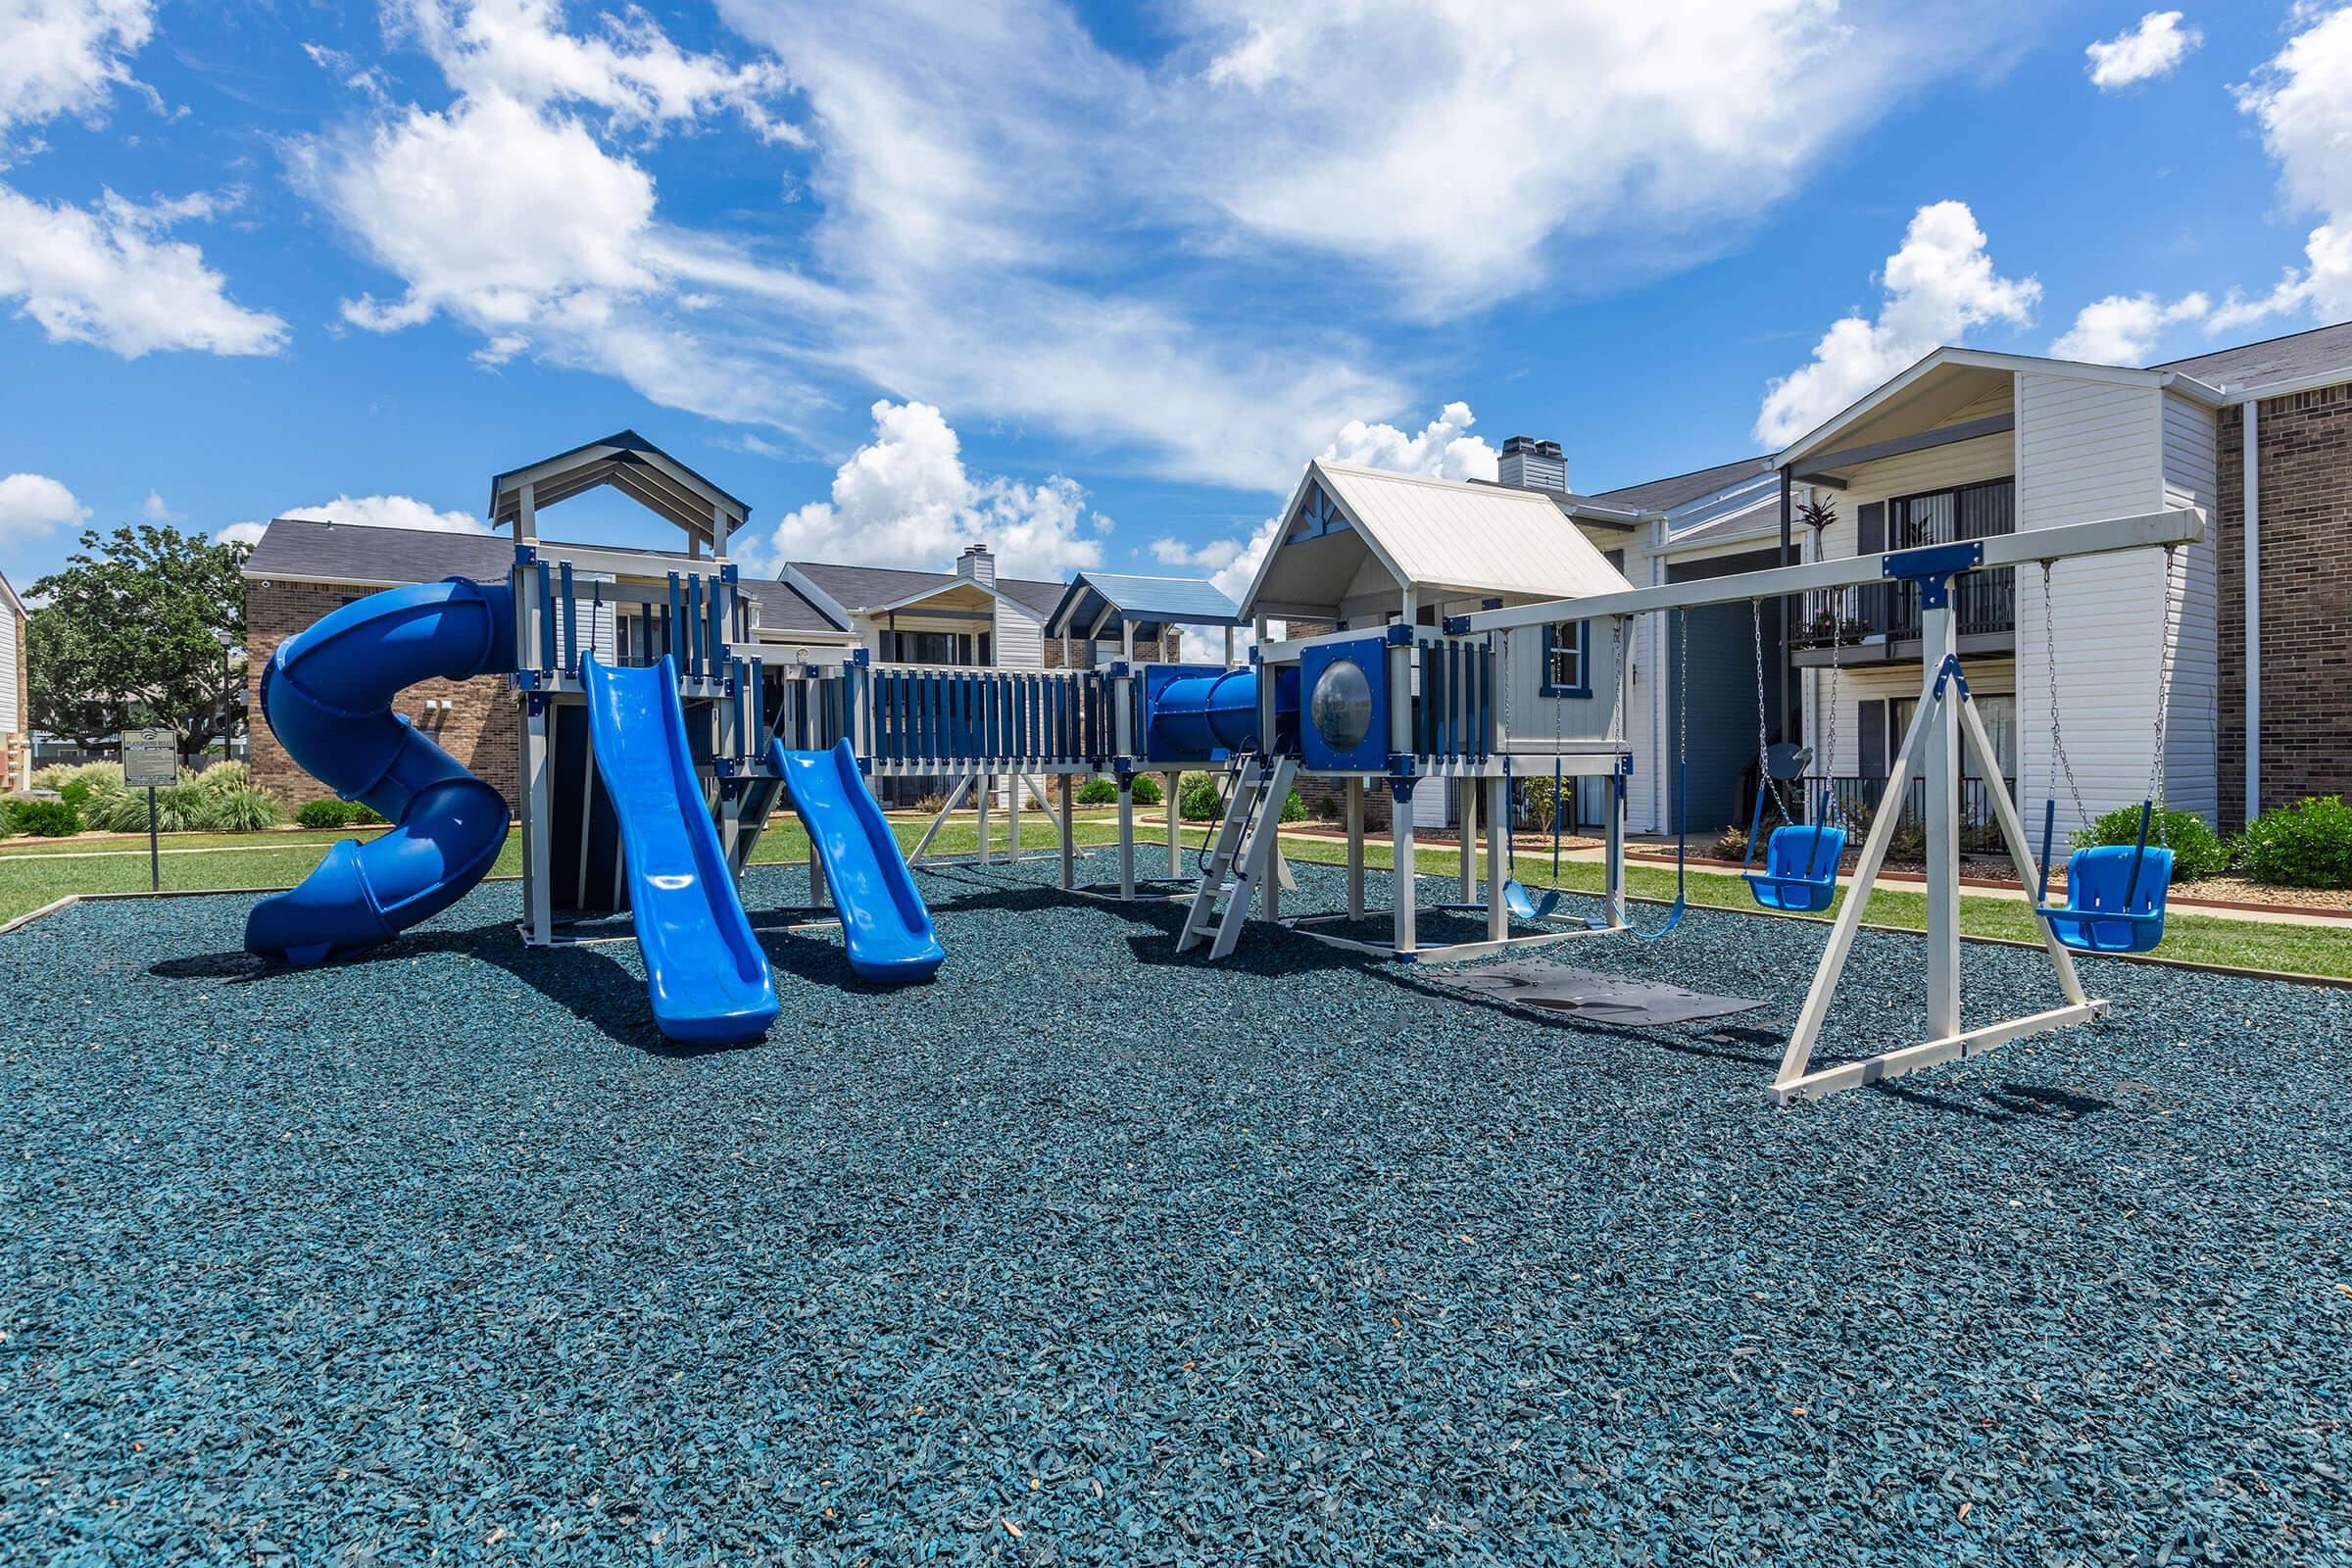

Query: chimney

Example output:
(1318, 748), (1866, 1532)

(955, 543), (996, 587)
(1498, 435), (1568, 495)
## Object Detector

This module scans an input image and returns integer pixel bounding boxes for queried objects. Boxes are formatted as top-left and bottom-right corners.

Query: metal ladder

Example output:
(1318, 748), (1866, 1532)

(1176, 755), (1298, 959)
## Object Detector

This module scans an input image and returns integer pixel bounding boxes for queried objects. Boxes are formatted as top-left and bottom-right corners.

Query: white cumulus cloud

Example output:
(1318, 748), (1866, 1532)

(2085, 11), (2202, 90)
(296, 1), (830, 430)
(748, 400), (1107, 582)
(1320, 401), (1498, 482)
(1752, 201), (2040, 447)
(0, 0), (154, 153)
(0, 470), (91, 540)
(2053, 289), (2211, 364)
(0, 185), (288, 358)
(2211, 4), (2352, 331)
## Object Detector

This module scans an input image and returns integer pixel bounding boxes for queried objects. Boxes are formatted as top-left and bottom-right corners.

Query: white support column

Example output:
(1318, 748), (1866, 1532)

(521, 701), (553, 945)
(1007, 762), (1022, 864)
(1116, 777), (1136, 899)
(1058, 773), (1076, 890)
(1921, 602), (1961, 1041)
(809, 834), (830, 908)
(1222, 626), (1235, 666)
(1392, 783), (1417, 953)
(1345, 777), (1366, 920)
(976, 771), (993, 866)
(1605, 768), (1627, 929)
(1486, 773), (1508, 942)
(1165, 772), (1181, 878)
(1457, 780), (1479, 905)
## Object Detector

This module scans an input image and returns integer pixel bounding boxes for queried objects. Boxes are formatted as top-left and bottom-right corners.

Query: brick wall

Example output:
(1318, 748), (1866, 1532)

(2217, 380), (2352, 828)
(246, 579), (519, 810)
(1041, 629), (1182, 668)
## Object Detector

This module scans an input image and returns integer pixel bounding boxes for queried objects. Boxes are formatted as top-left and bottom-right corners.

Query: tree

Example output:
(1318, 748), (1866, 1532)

(28, 525), (249, 760)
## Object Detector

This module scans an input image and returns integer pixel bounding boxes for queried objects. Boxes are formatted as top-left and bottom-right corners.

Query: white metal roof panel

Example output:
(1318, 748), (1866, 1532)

(1312, 461), (1632, 601)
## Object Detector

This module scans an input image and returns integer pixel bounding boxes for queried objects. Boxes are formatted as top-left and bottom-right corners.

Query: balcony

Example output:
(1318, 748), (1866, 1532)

(1789, 573), (2016, 665)
(1791, 475), (2018, 665)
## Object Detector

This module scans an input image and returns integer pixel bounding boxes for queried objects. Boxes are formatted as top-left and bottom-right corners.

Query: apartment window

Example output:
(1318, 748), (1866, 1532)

(1542, 620), (1592, 698)
(1878, 695), (2016, 779)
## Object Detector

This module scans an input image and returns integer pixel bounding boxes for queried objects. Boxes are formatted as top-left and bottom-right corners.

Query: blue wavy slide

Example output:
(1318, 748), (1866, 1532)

(768, 739), (945, 985)
(246, 578), (516, 967)
(581, 656), (780, 1045)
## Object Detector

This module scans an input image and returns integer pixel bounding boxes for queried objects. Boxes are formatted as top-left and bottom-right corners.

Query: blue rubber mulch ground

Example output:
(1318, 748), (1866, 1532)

(4, 851), (2349, 1566)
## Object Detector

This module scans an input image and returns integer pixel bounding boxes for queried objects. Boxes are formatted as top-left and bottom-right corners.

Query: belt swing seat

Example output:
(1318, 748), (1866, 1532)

(2026, 552), (2179, 956)
(1739, 597), (1845, 914)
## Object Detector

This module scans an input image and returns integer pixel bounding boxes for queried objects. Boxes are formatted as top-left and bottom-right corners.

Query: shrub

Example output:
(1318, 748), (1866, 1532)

(1130, 773), (1163, 807)
(1280, 789), (1306, 823)
(1076, 776), (1119, 806)
(1179, 772), (1223, 821)
(192, 760), (255, 795)
(32, 760), (122, 812)
(204, 788), (284, 833)
(86, 778), (283, 834)
(2071, 804), (2228, 885)
(2235, 796), (2352, 889)
(912, 793), (949, 814)
(1313, 790), (1344, 821)
(297, 799), (354, 829)
(296, 798), (382, 830)
(1712, 827), (1749, 862)
(10, 798), (82, 837)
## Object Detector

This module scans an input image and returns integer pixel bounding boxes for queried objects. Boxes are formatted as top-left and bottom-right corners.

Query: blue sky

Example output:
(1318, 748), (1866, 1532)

(0, 0), (2345, 602)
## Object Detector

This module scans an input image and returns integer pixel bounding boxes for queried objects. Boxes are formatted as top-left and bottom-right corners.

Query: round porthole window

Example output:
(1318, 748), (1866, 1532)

(1309, 658), (1375, 754)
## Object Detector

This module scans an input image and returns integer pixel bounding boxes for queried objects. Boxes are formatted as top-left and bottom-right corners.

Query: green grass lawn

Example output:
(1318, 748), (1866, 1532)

(0, 812), (1138, 927)
(7, 811), (2350, 982)
(1255, 829), (2352, 982)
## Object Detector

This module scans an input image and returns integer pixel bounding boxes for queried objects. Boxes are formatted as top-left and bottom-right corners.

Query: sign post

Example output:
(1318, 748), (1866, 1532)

(121, 728), (178, 893)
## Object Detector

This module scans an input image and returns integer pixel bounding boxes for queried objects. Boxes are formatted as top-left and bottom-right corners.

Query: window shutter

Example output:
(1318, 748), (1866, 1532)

(1856, 502), (1885, 555)
(1858, 699), (1886, 778)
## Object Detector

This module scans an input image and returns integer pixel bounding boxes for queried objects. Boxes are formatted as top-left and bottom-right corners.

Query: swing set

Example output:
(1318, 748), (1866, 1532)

(1460, 504), (2205, 1102)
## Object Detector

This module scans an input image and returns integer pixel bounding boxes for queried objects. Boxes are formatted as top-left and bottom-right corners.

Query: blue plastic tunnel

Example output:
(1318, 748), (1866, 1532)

(244, 577), (515, 967)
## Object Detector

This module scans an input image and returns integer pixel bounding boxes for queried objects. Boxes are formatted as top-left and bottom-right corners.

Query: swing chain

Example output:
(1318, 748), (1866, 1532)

(1752, 599), (1794, 830)
(2146, 545), (2181, 846)
(2039, 560), (2090, 829)
(1822, 587), (1842, 825)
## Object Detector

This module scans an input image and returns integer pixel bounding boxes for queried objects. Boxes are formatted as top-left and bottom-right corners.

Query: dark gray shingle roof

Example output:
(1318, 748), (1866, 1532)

(737, 578), (847, 636)
(244, 518), (515, 584)
(1586, 455), (1772, 514)
(791, 562), (1066, 619)
(246, 518), (843, 634)
(2155, 318), (2352, 391)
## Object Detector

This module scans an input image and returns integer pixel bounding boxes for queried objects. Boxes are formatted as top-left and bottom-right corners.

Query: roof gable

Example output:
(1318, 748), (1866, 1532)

(1243, 460), (1632, 616)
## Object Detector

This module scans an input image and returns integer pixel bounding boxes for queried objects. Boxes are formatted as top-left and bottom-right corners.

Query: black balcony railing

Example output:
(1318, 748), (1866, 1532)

(1823, 774), (2016, 855)
(1791, 572), (2016, 649)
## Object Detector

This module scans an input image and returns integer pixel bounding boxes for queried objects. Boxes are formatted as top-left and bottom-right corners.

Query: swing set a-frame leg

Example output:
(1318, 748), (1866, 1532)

(1770, 666), (2107, 1104)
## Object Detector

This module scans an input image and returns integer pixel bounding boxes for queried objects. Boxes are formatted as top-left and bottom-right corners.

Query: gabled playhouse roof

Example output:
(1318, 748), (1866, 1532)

(489, 429), (750, 552)
(1046, 572), (1244, 642)
(1243, 460), (1632, 618)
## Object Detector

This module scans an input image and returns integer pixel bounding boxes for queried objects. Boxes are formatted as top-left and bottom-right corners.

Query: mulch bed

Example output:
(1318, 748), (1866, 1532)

(5, 853), (2348, 1563)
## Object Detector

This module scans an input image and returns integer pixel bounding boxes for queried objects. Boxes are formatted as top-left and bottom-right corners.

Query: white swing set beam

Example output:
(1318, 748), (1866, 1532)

(1460, 506), (2203, 1104)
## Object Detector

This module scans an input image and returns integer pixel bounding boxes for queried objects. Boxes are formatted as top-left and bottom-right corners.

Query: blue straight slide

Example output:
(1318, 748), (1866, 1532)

(767, 738), (946, 985)
(582, 655), (780, 1045)
(246, 577), (515, 967)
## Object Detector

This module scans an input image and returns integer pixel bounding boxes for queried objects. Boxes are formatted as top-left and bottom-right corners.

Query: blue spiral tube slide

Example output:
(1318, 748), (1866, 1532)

(244, 578), (515, 967)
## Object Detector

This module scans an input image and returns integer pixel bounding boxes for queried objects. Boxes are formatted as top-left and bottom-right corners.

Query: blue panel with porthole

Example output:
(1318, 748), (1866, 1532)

(1299, 636), (1390, 772)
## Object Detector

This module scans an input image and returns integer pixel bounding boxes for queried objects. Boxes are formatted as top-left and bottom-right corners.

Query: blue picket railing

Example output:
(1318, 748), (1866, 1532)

(1414, 637), (1494, 762)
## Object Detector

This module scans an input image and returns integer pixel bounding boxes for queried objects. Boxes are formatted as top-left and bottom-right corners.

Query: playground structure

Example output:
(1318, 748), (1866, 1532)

(242, 432), (2204, 1103)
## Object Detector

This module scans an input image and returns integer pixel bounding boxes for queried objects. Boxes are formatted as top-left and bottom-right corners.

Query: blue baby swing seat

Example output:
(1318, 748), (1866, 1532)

(2035, 841), (2174, 955)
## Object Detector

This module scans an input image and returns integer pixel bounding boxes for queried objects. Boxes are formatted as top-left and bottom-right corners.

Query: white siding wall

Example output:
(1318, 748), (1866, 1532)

(993, 602), (1045, 669)
(2013, 370), (2171, 841)
(0, 606), (21, 740)
(2159, 388), (2220, 823)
